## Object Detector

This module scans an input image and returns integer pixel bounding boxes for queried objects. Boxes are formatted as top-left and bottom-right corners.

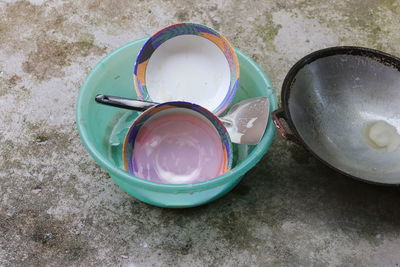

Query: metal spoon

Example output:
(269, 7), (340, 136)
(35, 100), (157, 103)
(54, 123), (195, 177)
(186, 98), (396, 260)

(95, 94), (269, 145)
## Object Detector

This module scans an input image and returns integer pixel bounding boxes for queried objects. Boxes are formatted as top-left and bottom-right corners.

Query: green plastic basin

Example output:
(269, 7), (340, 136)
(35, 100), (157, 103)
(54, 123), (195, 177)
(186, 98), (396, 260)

(76, 37), (277, 208)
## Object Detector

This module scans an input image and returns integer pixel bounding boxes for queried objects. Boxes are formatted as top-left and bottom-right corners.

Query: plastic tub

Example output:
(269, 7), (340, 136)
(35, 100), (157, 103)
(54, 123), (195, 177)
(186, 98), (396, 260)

(76, 37), (277, 208)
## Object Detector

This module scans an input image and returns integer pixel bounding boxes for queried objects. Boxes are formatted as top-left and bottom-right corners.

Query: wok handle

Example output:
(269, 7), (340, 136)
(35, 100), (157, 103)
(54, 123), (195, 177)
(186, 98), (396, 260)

(272, 108), (300, 144)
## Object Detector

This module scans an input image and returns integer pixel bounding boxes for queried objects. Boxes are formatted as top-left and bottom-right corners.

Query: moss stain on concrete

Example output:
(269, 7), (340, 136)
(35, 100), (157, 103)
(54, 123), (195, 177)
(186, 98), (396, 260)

(22, 38), (106, 80)
(255, 12), (282, 51)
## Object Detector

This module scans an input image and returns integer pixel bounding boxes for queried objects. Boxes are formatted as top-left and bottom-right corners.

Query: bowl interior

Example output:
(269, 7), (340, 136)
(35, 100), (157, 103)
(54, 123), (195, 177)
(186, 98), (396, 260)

(122, 102), (233, 183)
(77, 37), (277, 193)
(134, 23), (239, 115)
(286, 48), (400, 184)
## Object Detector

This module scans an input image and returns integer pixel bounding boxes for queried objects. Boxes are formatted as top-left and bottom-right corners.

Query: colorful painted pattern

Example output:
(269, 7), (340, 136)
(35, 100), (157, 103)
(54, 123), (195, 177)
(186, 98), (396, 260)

(133, 22), (240, 115)
(123, 101), (233, 179)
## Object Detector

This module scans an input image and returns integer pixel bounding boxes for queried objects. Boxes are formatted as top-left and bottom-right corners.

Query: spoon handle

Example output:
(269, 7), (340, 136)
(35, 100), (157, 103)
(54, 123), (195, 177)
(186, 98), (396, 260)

(95, 94), (157, 112)
(95, 94), (234, 127)
(218, 117), (232, 126)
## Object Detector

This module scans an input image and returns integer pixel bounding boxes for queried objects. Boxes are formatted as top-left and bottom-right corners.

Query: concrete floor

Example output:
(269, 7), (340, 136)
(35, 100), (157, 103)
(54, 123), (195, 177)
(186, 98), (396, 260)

(1, 0), (400, 266)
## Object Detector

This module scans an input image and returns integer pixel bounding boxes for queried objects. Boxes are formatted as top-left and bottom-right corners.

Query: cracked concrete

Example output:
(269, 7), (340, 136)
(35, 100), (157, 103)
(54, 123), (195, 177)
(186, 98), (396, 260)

(1, 0), (400, 266)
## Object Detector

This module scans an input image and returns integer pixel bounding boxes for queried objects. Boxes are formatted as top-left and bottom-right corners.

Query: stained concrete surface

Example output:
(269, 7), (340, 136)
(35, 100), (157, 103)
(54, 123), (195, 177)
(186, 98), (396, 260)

(1, 0), (400, 266)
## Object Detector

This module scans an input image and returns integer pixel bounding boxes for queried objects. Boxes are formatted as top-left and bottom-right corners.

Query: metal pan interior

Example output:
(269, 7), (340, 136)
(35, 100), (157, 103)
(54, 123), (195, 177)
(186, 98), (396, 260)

(284, 47), (400, 184)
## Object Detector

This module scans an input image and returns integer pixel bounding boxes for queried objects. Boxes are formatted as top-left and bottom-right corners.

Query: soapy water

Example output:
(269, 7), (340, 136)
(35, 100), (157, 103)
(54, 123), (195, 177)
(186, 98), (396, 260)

(107, 111), (249, 181)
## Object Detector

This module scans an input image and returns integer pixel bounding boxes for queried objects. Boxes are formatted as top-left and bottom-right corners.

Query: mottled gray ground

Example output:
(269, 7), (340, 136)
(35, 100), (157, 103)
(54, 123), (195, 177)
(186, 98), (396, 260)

(1, 0), (400, 266)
